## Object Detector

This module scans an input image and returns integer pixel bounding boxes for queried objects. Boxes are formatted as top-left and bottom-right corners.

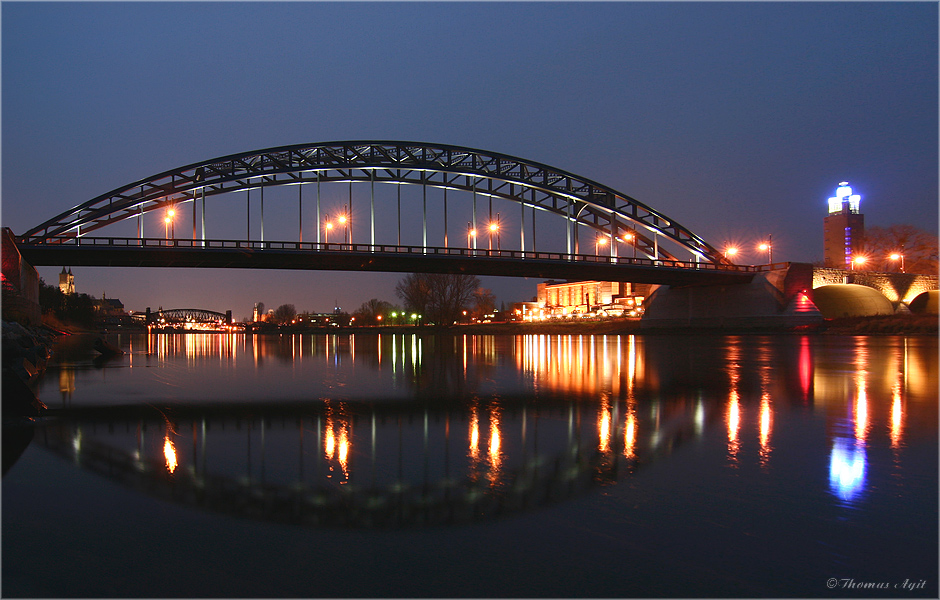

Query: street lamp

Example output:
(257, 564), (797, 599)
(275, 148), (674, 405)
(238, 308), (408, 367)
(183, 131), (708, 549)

(338, 210), (349, 245)
(757, 235), (773, 264)
(725, 246), (738, 262)
(467, 222), (476, 250)
(488, 213), (500, 251)
(619, 231), (636, 259)
(889, 252), (905, 273)
(164, 208), (176, 240)
(324, 217), (333, 244)
(595, 235), (608, 257)
(851, 255), (867, 270)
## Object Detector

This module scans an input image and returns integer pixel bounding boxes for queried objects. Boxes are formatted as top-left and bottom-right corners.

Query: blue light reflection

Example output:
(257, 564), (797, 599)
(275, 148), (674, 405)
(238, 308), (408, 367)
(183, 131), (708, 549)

(829, 438), (867, 503)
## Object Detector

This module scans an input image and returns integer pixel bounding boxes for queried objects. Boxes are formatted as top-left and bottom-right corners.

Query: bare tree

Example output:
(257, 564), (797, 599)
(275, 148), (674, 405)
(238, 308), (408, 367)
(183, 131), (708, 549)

(395, 273), (481, 324)
(395, 273), (432, 318)
(353, 298), (394, 325)
(863, 225), (938, 274)
(272, 303), (297, 324)
(471, 287), (496, 320)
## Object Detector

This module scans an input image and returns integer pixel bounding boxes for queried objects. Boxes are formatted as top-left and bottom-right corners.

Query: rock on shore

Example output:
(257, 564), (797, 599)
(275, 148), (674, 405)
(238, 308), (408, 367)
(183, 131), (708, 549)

(2, 320), (54, 418)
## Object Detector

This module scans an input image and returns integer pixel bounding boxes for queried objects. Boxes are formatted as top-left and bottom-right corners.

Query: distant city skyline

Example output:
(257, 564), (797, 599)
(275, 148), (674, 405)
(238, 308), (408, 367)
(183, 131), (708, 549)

(3, 2), (936, 318)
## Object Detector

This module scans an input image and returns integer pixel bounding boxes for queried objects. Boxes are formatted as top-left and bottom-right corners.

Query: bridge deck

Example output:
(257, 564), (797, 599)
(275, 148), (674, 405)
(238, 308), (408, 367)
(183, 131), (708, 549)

(17, 236), (769, 286)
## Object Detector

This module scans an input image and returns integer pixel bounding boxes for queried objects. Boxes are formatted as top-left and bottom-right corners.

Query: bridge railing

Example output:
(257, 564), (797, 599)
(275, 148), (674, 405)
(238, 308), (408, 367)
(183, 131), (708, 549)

(18, 235), (780, 273)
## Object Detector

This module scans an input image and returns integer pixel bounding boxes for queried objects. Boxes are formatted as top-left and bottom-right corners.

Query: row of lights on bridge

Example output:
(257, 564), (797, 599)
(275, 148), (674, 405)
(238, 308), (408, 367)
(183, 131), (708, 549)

(162, 206), (902, 270)
(723, 235), (774, 264)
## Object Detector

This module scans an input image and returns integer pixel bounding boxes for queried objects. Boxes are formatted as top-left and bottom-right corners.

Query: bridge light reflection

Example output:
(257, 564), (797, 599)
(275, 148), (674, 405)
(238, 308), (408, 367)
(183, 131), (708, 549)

(624, 410), (636, 459)
(164, 434), (178, 474)
(759, 394), (773, 469)
(487, 407), (503, 485)
(890, 383), (903, 449)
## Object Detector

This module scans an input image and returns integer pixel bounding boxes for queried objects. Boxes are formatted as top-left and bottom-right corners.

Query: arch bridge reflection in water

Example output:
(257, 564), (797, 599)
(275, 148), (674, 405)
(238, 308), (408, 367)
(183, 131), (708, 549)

(40, 333), (933, 527)
(37, 393), (716, 529)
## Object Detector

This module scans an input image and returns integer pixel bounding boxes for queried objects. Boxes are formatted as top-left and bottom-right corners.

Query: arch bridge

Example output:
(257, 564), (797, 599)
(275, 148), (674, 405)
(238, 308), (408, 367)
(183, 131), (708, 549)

(16, 141), (769, 286)
(144, 308), (232, 325)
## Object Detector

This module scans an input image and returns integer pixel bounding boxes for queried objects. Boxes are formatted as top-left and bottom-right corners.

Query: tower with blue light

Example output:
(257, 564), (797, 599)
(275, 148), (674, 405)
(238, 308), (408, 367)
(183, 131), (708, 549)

(823, 182), (865, 268)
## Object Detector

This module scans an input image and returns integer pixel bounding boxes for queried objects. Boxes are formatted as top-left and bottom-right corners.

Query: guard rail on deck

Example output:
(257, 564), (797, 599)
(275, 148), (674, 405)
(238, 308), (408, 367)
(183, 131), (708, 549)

(17, 236), (787, 273)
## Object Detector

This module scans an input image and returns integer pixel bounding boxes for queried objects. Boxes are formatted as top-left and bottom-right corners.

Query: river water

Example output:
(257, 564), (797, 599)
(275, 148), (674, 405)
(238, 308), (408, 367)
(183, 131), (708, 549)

(2, 332), (937, 598)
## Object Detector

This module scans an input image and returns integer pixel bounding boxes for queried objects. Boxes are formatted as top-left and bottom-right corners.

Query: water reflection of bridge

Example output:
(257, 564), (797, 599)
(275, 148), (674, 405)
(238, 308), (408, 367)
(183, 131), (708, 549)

(36, 394), (717, 528)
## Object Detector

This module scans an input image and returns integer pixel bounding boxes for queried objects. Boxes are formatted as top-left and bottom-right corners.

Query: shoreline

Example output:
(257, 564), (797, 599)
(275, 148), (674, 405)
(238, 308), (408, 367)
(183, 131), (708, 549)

(92, 313), (936, 336)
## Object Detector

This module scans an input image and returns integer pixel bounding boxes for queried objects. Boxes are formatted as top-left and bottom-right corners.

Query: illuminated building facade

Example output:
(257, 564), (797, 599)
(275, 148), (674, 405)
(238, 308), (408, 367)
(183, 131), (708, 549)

(535, 280), (653, 318)
(58, 267), (75, 295)
(824, 182), (865, 268)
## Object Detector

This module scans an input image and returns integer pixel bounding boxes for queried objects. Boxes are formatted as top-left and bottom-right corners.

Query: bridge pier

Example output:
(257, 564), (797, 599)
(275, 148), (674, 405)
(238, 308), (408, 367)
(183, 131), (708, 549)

(641, 263), (823, 330)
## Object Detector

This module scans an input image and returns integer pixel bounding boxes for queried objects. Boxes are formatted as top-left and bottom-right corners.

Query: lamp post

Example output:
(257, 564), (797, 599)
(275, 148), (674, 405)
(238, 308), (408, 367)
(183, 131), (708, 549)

(889, 252), (905, 273)
(725, 246), (738, 262)
(758, 235), (773, 264)
(620, 231), (636, 259)
(851, 255), (867, 271)
(164, 208), (175, 240)
(339, 209), (348, 245)
(324, 216), (333, 244)
(488, 216), (501, 251)
(467, 222), (476, 250)
(595, 235), (608, 257)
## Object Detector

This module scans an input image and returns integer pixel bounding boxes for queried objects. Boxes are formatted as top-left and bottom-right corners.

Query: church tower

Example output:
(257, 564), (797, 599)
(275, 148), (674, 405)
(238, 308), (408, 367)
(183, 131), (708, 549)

(59, 267), (75, 295)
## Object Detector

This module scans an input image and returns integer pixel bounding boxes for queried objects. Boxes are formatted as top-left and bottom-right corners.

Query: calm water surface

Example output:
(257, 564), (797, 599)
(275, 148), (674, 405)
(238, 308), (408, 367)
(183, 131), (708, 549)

(3, 332), (937, 598)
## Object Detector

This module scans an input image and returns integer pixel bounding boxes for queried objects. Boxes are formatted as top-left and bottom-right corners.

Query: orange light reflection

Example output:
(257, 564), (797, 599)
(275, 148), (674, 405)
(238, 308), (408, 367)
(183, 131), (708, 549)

(164, 435), (178, 474)
(890, 382), (903, 449)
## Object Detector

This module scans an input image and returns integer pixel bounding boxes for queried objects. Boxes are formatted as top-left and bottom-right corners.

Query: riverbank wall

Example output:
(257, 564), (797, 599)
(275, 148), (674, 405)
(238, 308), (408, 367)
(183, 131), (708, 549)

(1, 228), (41, 326)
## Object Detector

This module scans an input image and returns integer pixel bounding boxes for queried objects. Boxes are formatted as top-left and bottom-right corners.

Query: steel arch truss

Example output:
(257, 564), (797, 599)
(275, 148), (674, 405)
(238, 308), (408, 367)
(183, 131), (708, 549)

(156, 308), (228, 324)
(21, 141), (729, 264)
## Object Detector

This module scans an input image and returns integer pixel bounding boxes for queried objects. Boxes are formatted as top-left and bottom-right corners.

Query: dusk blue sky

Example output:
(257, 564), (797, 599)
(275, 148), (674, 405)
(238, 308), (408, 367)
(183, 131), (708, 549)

(3, 2), (937, 320)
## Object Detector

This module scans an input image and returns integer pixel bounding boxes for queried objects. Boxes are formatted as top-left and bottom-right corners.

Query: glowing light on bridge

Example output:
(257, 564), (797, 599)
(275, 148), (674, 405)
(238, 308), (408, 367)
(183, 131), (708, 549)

(164, 208), (175, 239)
(757, 236), (772, 263)
(487, 214), (501, 251)
(888, 252), (905, 272)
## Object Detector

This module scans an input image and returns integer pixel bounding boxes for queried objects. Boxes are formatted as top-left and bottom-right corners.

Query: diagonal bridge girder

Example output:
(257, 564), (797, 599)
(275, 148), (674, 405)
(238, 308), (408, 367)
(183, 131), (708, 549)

(20, 141), (729, 265)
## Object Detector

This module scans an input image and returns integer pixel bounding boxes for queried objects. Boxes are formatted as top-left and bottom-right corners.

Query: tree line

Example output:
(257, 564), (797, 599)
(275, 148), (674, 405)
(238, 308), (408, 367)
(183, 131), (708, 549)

(254, 273), (499, 327)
